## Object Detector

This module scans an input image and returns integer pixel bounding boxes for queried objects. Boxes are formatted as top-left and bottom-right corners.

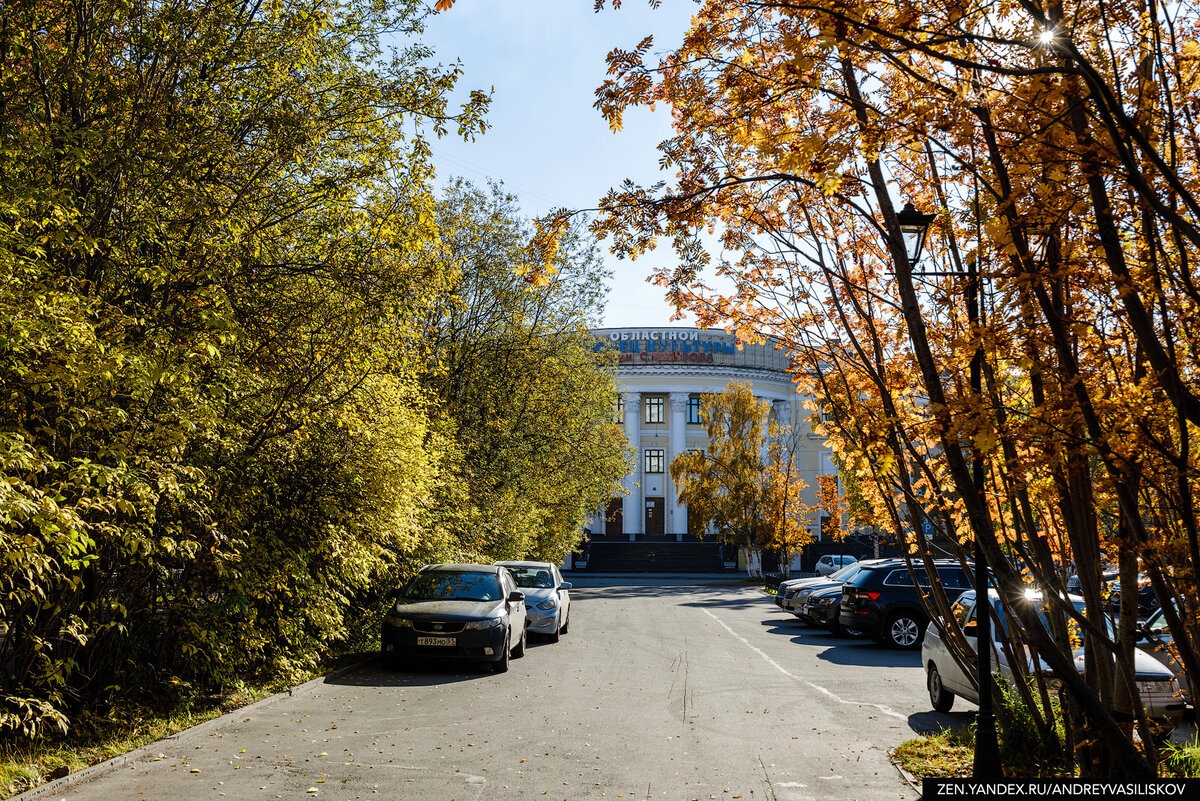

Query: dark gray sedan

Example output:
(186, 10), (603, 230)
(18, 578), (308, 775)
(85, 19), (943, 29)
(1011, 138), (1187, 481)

(381, 564), (528, 673)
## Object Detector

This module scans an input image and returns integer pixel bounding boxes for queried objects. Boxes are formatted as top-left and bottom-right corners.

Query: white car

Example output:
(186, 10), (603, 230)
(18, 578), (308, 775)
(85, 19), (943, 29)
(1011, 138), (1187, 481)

(922, 589), (1185, 729)
(815, 554), (858, 576)
(494, 561), (572, 642)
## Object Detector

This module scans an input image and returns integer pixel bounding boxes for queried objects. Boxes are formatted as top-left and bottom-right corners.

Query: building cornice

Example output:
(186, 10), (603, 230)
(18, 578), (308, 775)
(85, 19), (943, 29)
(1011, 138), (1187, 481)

(616, 364), (792, 383)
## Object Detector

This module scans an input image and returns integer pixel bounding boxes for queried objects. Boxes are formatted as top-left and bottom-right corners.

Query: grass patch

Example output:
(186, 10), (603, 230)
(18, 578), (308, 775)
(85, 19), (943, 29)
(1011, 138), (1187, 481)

(1162, 740), (1200, 778)
(894, 720), (1200, 780)
(0, 647), (377, 799)
(891, 725), (975, 779)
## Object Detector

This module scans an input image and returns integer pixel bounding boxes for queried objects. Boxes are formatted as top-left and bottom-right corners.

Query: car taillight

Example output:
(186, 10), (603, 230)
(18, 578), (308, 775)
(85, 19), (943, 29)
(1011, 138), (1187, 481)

(852, 590), (880, 601)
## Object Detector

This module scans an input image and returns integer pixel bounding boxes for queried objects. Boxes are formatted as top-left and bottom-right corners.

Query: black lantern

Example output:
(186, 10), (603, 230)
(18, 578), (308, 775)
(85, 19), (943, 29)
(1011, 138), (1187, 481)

(896, 202), (937, 264)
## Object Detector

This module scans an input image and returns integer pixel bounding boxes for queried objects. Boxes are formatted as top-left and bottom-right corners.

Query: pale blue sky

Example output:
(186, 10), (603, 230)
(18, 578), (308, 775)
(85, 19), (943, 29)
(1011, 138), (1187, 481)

(417, 0), (697, 328)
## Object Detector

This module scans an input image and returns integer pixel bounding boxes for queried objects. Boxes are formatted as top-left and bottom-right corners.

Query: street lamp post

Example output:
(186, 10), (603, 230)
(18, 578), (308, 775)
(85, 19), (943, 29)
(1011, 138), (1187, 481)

(897, 201), (1001, 779)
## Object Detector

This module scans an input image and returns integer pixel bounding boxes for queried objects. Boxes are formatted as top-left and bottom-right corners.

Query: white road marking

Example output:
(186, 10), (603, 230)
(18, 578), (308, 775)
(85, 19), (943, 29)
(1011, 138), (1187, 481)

(701, 609), (907, 721)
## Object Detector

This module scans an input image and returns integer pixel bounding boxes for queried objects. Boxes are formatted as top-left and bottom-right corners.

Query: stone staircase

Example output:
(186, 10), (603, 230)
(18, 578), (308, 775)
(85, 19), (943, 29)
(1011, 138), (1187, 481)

(581, 542), (726, 573)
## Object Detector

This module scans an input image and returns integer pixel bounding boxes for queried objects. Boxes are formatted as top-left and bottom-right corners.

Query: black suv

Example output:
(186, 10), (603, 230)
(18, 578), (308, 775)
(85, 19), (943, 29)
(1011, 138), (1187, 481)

(838, 559), (976, 649)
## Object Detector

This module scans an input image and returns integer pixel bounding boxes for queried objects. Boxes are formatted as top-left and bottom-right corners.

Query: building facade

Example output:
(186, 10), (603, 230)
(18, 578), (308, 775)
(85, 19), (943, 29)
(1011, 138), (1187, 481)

(586, 327), (837, 546)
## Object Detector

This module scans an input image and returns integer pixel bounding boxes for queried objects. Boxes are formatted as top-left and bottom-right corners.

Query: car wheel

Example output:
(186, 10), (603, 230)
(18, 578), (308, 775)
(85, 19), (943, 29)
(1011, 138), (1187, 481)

(493, 631), (510, 673)
(512, 624), (527, 658)
(928, 664), (955, 712)
(548, 613), (561, 643)
(884, 612), (924, 649)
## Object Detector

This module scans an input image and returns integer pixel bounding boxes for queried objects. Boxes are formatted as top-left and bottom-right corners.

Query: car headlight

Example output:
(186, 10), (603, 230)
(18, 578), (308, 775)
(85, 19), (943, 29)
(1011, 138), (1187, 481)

(464, 617), (504, 631)
(535, 597), (559, 611)
(384, 615), (413, 628)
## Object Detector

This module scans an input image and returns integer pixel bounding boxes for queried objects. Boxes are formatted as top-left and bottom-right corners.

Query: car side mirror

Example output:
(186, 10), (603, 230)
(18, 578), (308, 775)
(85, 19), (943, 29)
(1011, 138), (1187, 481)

(508, 590), (525, 603)
(962, 623), (978, 637)
(559, 582), (573, 590)
(1133, 627), (1148, 643)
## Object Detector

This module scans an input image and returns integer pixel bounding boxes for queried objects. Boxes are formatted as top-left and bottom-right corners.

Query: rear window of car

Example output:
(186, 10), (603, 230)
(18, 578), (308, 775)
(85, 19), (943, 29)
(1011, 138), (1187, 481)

(404, 571), (501, 601)
(504, 567), (555, 588)
(830, 563), (862, 581)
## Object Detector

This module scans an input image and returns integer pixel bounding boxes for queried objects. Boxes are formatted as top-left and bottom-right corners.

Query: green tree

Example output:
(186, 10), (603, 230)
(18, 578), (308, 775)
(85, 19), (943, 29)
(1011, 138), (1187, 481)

(0, 0), (484, 738)
(418, 179), (629, 564)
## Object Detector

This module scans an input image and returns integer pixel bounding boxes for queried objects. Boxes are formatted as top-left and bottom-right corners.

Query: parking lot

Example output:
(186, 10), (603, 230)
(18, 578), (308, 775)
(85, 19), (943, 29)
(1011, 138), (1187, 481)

(34, 579), (958, 801)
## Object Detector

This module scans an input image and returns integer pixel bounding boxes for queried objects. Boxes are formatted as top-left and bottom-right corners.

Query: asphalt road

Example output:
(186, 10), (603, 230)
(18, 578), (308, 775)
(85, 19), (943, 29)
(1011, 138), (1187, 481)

(39, 579), (956, 801)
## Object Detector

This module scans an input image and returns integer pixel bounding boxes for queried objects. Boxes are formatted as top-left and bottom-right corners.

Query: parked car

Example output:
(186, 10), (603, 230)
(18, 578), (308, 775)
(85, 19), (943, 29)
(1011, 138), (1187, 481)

(494, 561), (572, 642)
(1137, 600), (1193, 705)
(816, 554), (858, 576)
(1108, 574), (1161, 619)
(1065, 568), (1118, 596)
(802, 583), (864, 637)
(922, 589), (1185, 732)
(839, 559), (977, 649)
(776, 560), (872, 618)
(381, 564), (528, 673)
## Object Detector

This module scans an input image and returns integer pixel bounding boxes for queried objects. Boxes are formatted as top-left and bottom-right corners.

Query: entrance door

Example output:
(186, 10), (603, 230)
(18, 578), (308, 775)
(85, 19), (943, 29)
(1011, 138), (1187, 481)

(604, 498), (623, 537)
(644, 498), (664, 537)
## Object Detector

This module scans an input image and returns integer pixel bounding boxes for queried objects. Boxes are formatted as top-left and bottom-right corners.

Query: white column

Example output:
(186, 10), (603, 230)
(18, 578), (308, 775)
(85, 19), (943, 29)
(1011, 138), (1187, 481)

(773, 398), (791, 427)
(622, 391), (641, 541)
(757, 396), (771, 462)
(668, 394), (688, 542)
(772, 399), (790, 441)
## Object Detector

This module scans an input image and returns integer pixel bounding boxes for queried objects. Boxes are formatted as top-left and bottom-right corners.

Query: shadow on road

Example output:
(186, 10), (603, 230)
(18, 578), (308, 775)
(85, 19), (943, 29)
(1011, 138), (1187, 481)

(571, 585), (763, 604)
(325, 660), (501, 687)
(910, 710), (974, 735)
(757, 612), (923, 668)
(815, 641), (921, 669)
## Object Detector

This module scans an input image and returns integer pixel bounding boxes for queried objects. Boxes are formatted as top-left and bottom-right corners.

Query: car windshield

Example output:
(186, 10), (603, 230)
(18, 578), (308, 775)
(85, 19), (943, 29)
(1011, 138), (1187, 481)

(1146, 599), (1178, 634)
(403, 571), (501, 602)
(991, 595), (1111, 650)
(504, 567), (554, 589)
(829, 563), (861, 581)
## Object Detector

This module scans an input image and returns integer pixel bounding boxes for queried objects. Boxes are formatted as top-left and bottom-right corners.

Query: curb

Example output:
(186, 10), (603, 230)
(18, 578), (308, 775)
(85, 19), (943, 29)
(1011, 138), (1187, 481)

(7, 656), (377, 801)
(890, 758), (923, 798)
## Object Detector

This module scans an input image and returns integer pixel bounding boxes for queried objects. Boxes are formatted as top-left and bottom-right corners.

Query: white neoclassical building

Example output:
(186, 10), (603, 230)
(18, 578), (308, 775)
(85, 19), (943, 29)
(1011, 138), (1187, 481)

(585, 327), (838, 554)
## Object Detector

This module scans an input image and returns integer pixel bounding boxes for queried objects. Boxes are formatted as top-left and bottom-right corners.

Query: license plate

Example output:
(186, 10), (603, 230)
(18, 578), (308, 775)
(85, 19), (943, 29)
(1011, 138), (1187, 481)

(416, 636), (456, 647)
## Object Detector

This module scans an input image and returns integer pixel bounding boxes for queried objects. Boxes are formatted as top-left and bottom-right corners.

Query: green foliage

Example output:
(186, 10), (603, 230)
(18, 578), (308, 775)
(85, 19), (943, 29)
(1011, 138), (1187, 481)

(0, 0), (483, 742)
(1161, 742), (1200, 778)
(996, 678), (1070, 776)
(419, 180), (629, 565)
(0, 2), (621, 750)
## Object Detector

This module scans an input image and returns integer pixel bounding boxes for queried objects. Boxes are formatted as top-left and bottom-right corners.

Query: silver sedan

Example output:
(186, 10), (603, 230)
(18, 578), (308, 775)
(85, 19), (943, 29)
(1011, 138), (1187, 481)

(494, 561), (572, 642)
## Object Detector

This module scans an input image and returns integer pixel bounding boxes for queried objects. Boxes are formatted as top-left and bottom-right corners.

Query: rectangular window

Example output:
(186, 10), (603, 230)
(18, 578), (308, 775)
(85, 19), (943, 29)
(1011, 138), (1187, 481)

(644, 448), (665, 474)
(686, 396), (703, 425)
(644, 396), (664, 424)
(614, 396), (625, 423)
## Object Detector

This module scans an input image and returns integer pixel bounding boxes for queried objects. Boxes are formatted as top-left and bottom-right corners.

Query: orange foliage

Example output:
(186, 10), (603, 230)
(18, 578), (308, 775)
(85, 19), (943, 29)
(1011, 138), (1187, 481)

(592, 0), (1200, 776)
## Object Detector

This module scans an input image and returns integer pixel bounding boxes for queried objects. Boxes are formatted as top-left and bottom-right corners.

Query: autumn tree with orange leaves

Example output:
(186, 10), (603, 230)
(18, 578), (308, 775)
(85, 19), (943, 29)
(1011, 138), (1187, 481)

(583, 0), (1200, 779)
